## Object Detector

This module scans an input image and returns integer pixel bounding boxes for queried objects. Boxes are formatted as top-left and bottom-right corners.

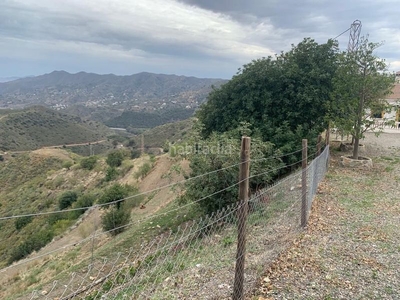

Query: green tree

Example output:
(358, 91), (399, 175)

(104, 167), (118, 182)
(14, 216), (33, 230)
(101, 206), (131, 236)
(106, 151), (125, 168)
(80, 156), (97, 170)
(58, 190), (78, 210)
(98, 184), (129, 209)
(331, 37), (394, 159)
(197, 38), (339, 162)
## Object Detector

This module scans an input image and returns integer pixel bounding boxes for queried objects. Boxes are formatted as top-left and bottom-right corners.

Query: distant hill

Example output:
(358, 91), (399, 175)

(0, 71), (226, 112)
(0, 106), (111, 151)
(0, 77), (21, 83)
(105, 107), (195, 129)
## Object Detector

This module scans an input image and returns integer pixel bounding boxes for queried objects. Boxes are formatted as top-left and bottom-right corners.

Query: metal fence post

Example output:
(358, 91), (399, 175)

(233, 136), (251, 300)
(301, 139), (308, 227)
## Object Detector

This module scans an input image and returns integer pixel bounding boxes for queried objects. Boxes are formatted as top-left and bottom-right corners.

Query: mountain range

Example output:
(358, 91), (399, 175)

(0, 71), (226, 112)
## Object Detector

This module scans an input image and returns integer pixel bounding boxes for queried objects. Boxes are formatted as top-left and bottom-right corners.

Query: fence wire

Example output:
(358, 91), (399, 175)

(21, 145), (329, 300)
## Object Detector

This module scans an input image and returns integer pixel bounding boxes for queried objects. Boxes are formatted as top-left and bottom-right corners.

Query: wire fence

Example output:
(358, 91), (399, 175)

(22, 142), (329, 300)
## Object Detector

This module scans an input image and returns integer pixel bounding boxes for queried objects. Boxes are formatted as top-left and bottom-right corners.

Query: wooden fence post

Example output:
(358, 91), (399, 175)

(325, 123), (330, 146)
(301, 139), (308, 228)
(317, 134), (322, 156)
(233, 136), (251, 300)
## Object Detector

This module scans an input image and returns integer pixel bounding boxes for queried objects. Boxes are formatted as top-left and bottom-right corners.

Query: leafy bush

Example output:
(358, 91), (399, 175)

(80, 156), (97, 170)
(47, 212), (68, 225)
(9, 229), (54, 263)
(58, 190), (78, 210)
(134, 163), (152, 179)
(62, 160), (73, 170)
(98, 184), (129, 209)
(130, 149), (141, 159)
(106, 151), (125, 167)
(101, 207), (131, 236)
(69, 194), (96, 219)
(179, 124), (283, 214)
(105, 167), (118, 182)
(14, 215), (33, 230)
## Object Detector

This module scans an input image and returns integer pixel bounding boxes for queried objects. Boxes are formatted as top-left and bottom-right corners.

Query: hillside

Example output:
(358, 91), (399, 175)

(0, 71), (226, 112)
(0, 147), (193, 298)
(0, 106), (110, 151)
(140, 118), (194, 148)
(105, 107), (195, 129)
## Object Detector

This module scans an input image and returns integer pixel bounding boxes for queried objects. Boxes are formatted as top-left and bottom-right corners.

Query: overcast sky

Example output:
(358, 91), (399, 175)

(1, 0), (399, 79)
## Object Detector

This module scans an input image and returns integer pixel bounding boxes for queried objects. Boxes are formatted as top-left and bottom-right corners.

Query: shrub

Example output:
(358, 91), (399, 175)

(130, 149), (141, 159)
(69, 194), (96, 219)
(62, 160), (73, 170)
(9, 229), (54, 263)
(58, 190), (78, 210)
(98, 184), (129, 209)
(14, 216), (33, 230)
(134, 163), (152, 179)
(106, 151), (125, 167)
(101, 207), (131, 236)
(80, 156), (97, 170)
(105, 167), (118, 182)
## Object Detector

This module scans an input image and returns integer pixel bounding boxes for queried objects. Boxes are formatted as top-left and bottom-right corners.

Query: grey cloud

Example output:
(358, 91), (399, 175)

(0, 0), (399, 79)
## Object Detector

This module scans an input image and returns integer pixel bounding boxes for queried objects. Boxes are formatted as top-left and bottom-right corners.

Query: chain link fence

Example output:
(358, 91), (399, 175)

(23, 144), (329, 300)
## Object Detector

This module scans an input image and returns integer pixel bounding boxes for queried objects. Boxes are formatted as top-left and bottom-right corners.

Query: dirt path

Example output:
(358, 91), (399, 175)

(120, 154), (190, 218)
(254, 132), (400, 299)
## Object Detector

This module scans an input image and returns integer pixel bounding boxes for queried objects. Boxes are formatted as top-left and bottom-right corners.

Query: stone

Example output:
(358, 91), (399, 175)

(340, 156), (373, 169)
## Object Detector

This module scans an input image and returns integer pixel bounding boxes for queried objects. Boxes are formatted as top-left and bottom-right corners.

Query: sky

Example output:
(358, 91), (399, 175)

(0, 0), (399, 79)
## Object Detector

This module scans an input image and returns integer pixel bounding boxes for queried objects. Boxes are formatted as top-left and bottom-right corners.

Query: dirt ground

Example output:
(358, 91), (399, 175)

(254, 131), (400, 299)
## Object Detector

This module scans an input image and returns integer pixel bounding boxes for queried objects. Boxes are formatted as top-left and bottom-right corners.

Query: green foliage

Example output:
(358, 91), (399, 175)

(179, 124), (283, 214)
(14, 216), (33, 230)
(134, 163), (152, 179)
(8, 229), (54, 263)
(80, 156), (98, 170)
(105, 167), (118, 182)
(197, 38), (338, 163)
(130, 149), (141, 159)
(47, 212), (67, 225)
(58, 190), (78, 210)
(106, 151), (125, 167)
(98, 184), (129, 209)
(101, 207), (131, 236)
(330, 37), (395, 159)
(69, 194), (96, 219)
(62, 160), (73, 170)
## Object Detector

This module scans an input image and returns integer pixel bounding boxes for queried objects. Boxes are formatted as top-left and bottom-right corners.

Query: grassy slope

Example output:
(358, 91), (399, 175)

(0, 106), (110, 151)
(139, 118), (194, 148)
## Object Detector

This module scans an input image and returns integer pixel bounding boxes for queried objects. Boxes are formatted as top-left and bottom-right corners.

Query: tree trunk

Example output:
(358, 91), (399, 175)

(352, 136), (360, 159)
